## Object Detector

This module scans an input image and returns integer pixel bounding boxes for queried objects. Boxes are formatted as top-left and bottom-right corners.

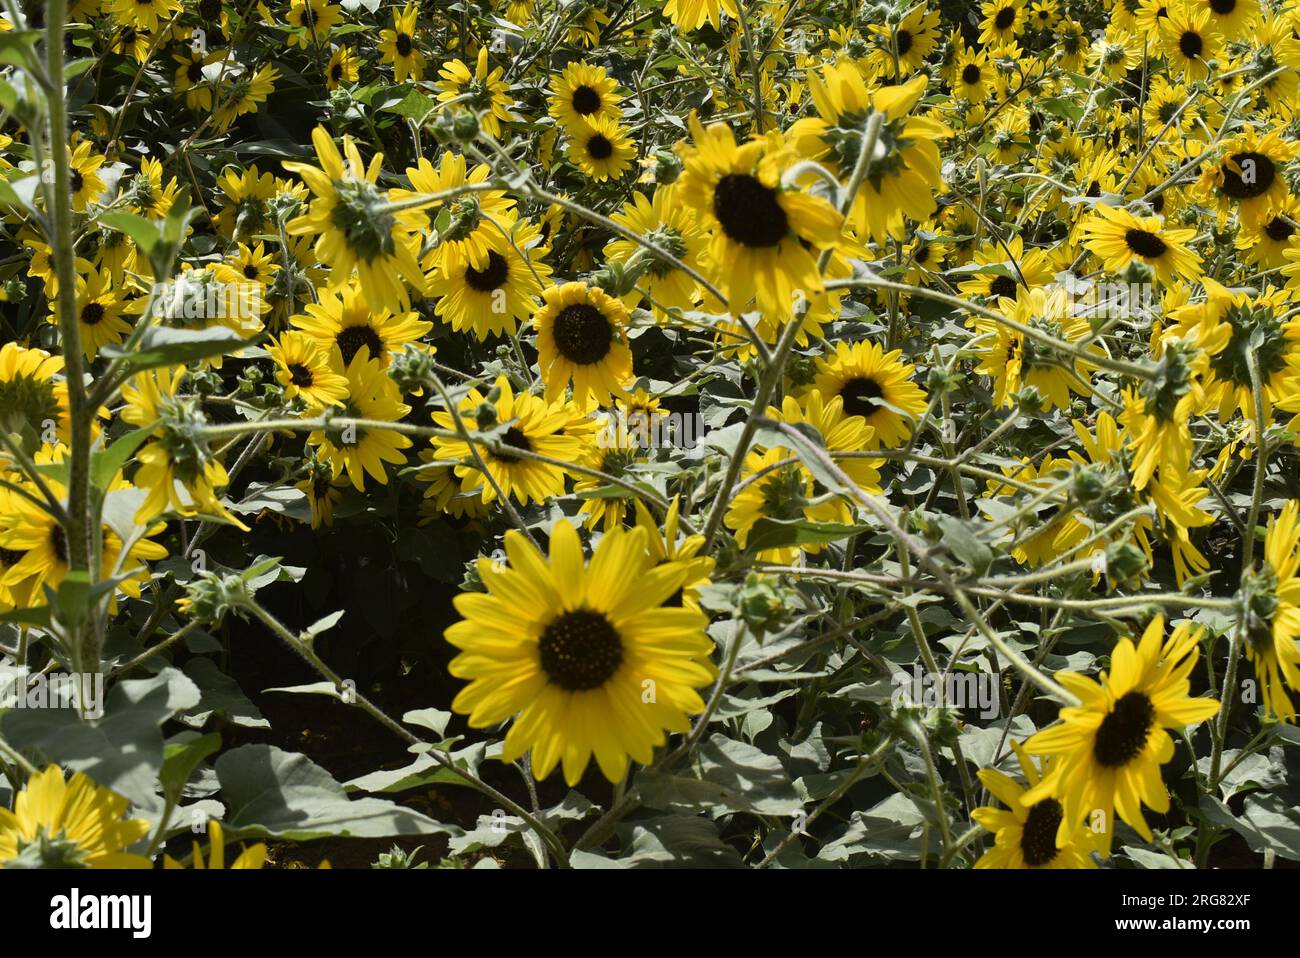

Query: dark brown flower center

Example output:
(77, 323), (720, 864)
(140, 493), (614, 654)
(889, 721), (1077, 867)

(962, 63), (981, 85)
(995, 6), (1016, 29)
(288, 363), (314, 387)
(49, 524), (68, 565)
(1264, 216), (1296, 242)
(989, 275), (1020, 300)
(335, 325), (384, 365)
(585, 134), (613, 160)
(713, 173), (788, 248)
(491, 425), (532, 464)
(1124, 228), (1168, 258)
(895, 29), (913, 56)
(1093, 691), (1156, 768)
(571, 84), (601, 115)
(396, 32), (412, 57)
(840, 376), (885, 417)
(1178, 30), (1203, 59)
(1221, 151), (1276, 199)
(1020, 798), (1064, 866)
(464, 250), (509, 292)
(539, 608), (624, 691)
(552, 303), (613, 364)
(80, 302), (105, 326)
(1210, 0), (1236, 13)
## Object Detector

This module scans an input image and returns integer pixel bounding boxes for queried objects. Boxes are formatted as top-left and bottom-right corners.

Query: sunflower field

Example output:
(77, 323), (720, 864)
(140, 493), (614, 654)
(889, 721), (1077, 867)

(0, 0), (1299, 876)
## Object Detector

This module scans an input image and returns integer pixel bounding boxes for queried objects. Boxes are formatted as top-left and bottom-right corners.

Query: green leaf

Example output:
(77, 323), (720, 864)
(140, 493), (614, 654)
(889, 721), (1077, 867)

(91, 427), (153, 490)
(98, 211), (161, 258)
(160, 732), (222, 806)
(745, 518), (866, 554)
(0, 173), (40, 216)
(1, 668), (201, 809)
(101, 326), (259, 372)
(634, 733), (802, 817)
(215, 744), (454, 841)
(935, 515), (994, 575)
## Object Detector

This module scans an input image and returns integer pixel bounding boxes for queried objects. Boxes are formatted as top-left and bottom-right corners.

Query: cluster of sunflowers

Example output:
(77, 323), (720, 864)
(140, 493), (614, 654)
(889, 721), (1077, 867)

(2, 0), (1300, 871)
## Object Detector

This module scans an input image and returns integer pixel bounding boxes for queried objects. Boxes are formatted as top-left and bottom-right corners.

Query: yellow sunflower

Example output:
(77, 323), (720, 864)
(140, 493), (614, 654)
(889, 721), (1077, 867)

(54, 267), (132, 360)
(428, 218), (551, 340)
(532, 281), (634, 408)
(290, 279), (432, 369)
(283, 126), (428, 313)
(549, 61), (623, 130)
(436, 47), (513, 138)
(663, 0), (737, 31)
(0, 766), (151, 869)
(566, 115), (636, 182)
(267, 330), (348, 410)
(1080, 205), (1203, 285)
(677, 114), (843, 321)
(1241, 501), (1300, 722)
(378, 3), (425, 83)
(446, 520), (717, 785)
(807, 339), (928, 449)
(972, 743), (1097, 869)
(307, 351), (412, 491)
(1024, 616), (1220, 857)
(430, 374), (579, 506)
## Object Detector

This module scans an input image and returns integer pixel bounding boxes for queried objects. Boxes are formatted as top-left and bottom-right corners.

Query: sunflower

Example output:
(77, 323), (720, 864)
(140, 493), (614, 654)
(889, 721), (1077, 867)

(308, 351), (412, 491)
(325, 45), (359, 90)
(1090, 26), (1143, 80)
(549, 61), (623, 130)
(663, 0), (737, 31)
(0, 475), (167, 608)
(110, 25), (152, 61)
(605, 185), (709, 316)
(213, 63), (280, 132)
(284, 126), (428, 313)
(1157, 4), (1223, 82)
(982, 456), (1082, 567)
(436, 47), (513, 138)
(290, 279), (431, 368)
(121, 367), (250, 529)
(416, 455), (489, 523)
(677, 114), (843, 320)
(0, 766), (151, 869)
(286, 0), (342, 47)
(566, 115), (636, 182)
(632, 497), (715, 613)
(53, 267), (131, 360)
(69, 140), (107, 212)
(726, 448), (848, 564)
(788, 67), (947, 245)
(1194, 126), (1298, 228)
(868, 5), (942, 75)
(771, 389), (882, 496)
(0, 342), (62, 444)
(428, 218), (551, 340)
(574, 432), (642, 532)
(378, 3), (425, 83)
(446, 520), (716, 785)
(1024, 616), (1220, 857)
(808, 340), (927, 449)
(213, 241), (280, 293)
(1055, 18), (1090, 72)
(430, 374), (579, 506)
(1194, 0), (1258, 37)
(173, 46), (217, 111)
(106, 0), (181, 31)
(267, 330), (348, 410)
(956, 234), (1055, 302)
(979, 0), (1026, 45)
(1236, 196), (1300, 269)
(952, 46), (993, 102)
(164, 820), (268, 870)
(1028, 0), (1060, 29)
(394, 152), (517, 273)
(1169, 281), (1299, 424)
(1080, 205), (1202, 285)
(1240, 501), (1300, 721)
(974, 285), (1099, 411)
(533, 281), (634, 408)
(296, 458), (348, 529)
(972, 743), (1097, 869)
(213, 164), (306, 241)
